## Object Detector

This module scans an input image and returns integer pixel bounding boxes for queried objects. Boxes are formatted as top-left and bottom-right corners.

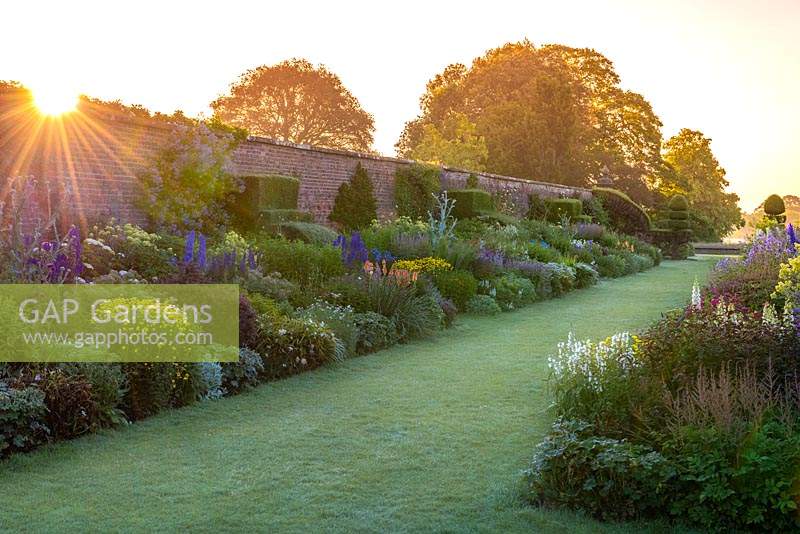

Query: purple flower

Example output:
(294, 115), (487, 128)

(197, 234), (207, 269)
(788, 224), (798, 253)
(183, 230), (196, 263)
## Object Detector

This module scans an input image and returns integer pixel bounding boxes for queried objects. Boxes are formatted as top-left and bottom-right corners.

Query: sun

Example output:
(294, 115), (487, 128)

(33, 87), (78, 116)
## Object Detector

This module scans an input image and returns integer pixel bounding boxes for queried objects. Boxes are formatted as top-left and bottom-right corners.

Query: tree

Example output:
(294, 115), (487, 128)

(408, 112), (488, 170)
(329, 163), (377, 231)
(661, 129), (743, 240)
(397, 42), (665, 195)
(211, 59), (375, 152)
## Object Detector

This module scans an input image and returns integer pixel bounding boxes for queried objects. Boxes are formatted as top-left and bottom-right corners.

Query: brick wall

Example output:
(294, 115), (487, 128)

(0, 107), (590, 228)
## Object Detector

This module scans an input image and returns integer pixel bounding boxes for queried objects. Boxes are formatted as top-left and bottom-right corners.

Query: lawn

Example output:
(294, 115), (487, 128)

(0, 258), (717, 533)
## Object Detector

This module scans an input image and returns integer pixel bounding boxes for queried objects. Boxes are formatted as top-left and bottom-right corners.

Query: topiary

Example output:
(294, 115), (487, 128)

(329, 163), (378, 231)
(668, 194), (689, 211)
(764, 194), (786, 216)
(466, 173), (479, 189)
(394, 164), (441, 219)
(664, 194), (692, 259)
(592, 188), (651, 235)
(448, 189), (494, 219)
(544, 198), (583, 222)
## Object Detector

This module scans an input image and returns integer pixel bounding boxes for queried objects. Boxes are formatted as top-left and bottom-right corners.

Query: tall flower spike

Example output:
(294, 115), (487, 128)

(197, 234), (207, 269)
(183, 230), (196, 264)
(691, 278), (702, 311)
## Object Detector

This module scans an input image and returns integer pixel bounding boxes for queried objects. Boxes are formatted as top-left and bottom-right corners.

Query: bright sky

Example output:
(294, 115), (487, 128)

(3, 0), (798, 210)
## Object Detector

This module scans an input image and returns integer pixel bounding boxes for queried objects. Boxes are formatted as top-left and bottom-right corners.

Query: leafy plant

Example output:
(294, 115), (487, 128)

(329, 163), (377, 231)
(394, 164), (441, 219)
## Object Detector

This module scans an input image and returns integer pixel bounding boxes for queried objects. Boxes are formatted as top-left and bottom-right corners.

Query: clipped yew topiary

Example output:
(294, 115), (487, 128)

(763, 194), (787, 224)
(394, 163), (441, 219)
(234, 174), (312, 231)
(663, 194), (692, 259)
(592, 187), (651, 235)
(449, 189), (494, 219)
(544, 198), (583, 222)
(329, 163), (377, 231)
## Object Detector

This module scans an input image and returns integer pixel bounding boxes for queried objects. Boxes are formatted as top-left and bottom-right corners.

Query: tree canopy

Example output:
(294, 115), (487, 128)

(396, 41), (664, 198)
(660, 128), (743, 240)
(211, 59), (375, 152)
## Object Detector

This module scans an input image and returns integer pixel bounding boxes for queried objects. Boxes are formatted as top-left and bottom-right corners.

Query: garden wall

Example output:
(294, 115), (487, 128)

(0, 107), (590, 227)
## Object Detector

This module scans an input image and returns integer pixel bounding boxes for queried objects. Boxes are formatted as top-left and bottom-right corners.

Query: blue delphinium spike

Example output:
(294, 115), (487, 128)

(183, 230), (196, 263)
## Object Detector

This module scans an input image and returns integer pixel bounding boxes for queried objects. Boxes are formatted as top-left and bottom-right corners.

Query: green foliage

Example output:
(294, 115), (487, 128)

(259, 209), (314, 226)
(394, 164), (441, 219)
(84, 223), (177, 281)
(667, 194), (689, 211)
(448, 189), (494, 219)
(276, 221), (338, 245)
(465, 294), (501, 315)
(465, 174), (479, 188)
(433, 269), (478, 310)
(353, 312), (399, 354)
(665, 422), (800, 531)
(544, 198), (583, 222)
(407, 111), (488, 171)
(256, 237), (344, 285)
(527, 194), (549, 220)
(329, 163), (378, 231)
(595, 254), (627, 278)
(253, 317), (337, 380)
(221, 348), (264, 394)
(490, 273), (537, 310)
(234, 175), (303, 229)
(525, 419), (672, 521)
(58, 363), (127, 427)
(0, 382), (48, 457)
(661, 129), (743, 240)
(592, 187), (651, 234)
(122, 363), (178, 421)
(296, 301), (359, 360)
(138, 123), (240, 233)
(764, 194), (787, 223)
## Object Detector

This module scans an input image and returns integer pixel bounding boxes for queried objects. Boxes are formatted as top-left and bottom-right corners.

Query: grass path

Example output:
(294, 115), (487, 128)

(0, 258), (717, 533)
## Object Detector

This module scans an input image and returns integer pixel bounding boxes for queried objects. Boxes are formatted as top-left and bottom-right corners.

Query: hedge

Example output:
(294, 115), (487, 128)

(234, 175), (302, 230)
(394, 164), (441, 219)
(592, 188), (651, 234)
(259, 209), (314, 226)
(544, 198), (583, 222)
(449, 189), (494, 219)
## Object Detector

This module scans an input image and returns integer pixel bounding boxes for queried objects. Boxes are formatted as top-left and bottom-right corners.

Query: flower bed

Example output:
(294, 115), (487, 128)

(524, 224), (800, 531)
(0, 174), (661, 460)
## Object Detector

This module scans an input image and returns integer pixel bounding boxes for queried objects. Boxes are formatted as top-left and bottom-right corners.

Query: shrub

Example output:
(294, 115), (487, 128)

(121, 363), (175, 420)
(221, 347), (264, 394)
(465, 294), (501, 315)
(392, 257), (452, 274)
(665, 422), (800, 531)
(253, 317), (337, 380)
(433, 269), (478, 310)
(256, 238), (344, 285)
(525, 419), (672, 521)
(259, 209), (314, 226)
(198, 363), (224, 400)
(574, 263), (599, 288)
(296, 301), (359, 360)
(448, 189), (494, 219)
(527, 194), (549, 220)
(393, 294), (445, 340)
(0, 382), (48, 457)
(85, 223), (177, 281)
(329, 163), (377, 231)
(58, 363), (127, 427)
(138, 122), (241, 233)
(592, 187), (651, 235)
(668, 194), (689, 211)
(236, 174), (300, 227)
(764, 194), (786, 216)
(544, 198), (583, 222)
(353, 312), (399, 354)
(394, 164), (441, 219)
(276, 221), (338, 245)
(595, 254), (626, 278)
(527, 241), (563, 263)
(490, 272), (537, 310)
